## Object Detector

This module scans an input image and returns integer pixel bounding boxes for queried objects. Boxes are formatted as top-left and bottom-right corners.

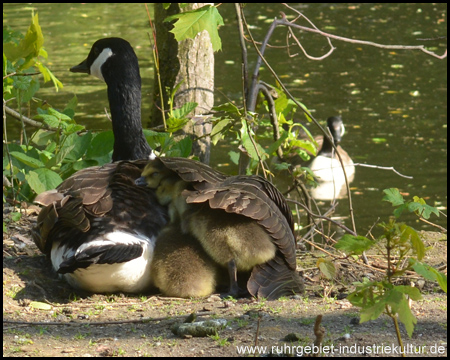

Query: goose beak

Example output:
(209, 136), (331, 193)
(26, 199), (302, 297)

(70, 59), (89, 74)
(135, 176), (147, 186)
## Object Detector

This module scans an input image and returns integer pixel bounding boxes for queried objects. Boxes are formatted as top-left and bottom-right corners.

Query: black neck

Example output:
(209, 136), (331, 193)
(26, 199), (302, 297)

(107, 82), (151, 161)
(103, 55), (151, 162)
(319, 134), (336, 157)
(319, 117), (342, 157)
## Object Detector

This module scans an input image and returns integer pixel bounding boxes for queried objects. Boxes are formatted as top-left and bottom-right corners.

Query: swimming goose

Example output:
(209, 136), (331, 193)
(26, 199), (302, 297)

(32, 38), (168, 293)
(138, 157), (304, 300)
(310, 116), (355, 182)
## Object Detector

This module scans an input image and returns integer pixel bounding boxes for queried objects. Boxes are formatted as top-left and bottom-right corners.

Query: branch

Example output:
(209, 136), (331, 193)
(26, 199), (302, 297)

(353, 163), (413, 179)
(5, 105), (57, 131)
(282, 3), (446, 59)
(286, 198), (357, 236)
(240, 9), (357, 234)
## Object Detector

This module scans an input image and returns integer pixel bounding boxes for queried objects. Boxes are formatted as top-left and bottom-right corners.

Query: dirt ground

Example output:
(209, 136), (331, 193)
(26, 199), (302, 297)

(3, 210), (447, 357)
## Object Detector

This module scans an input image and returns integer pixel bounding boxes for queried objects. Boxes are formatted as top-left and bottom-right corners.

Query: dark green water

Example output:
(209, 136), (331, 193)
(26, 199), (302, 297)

(4, 3), (447, 234)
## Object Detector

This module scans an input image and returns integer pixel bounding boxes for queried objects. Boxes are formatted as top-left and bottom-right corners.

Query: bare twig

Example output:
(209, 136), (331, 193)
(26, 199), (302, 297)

(3, 71), (41, 79)
(240, 9), (357, 234)
(313, 315), (325, 357)
(5, 105), (58, 131)
(282, 3), (446, 59)
(353, 163), (413, 179)
(287, 198), (357, 236)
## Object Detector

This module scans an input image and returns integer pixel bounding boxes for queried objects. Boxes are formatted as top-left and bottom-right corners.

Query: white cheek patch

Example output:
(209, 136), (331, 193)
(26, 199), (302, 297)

(90, 48), (114, 82)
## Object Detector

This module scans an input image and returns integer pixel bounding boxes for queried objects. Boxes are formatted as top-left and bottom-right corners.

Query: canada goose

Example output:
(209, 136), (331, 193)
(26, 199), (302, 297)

(138, 157), (304, 300)
(309, 116), (355, 182)
(151, 224), (223, 298)
(32, 38), (168, 293)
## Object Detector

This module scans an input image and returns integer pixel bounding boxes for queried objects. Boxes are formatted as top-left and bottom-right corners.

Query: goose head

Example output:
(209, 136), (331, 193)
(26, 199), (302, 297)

(310, 116), (355, 183)
(70, 37), (151, 162)
(137, 160), (190, 220)
(138, 159), (175, 189)
(319, 116), (345, 157)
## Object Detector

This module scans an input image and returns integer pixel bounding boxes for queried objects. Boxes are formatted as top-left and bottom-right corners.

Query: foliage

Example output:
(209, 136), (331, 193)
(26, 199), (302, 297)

(334, 190), (446, 342)
(164, 4), (224, 52)
(160, 4), (319, 176)
(3, 13), (62, 96)
(3, 13), (191, 204)
(382, 188), (440, 220)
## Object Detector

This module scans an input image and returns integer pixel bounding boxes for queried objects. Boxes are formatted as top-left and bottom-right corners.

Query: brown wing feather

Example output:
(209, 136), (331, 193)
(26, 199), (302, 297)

(184, 180), (297, 271)
(32, 159), (165, 257)
(159, 157), (228, 184)
(247, 254), (304, 300)
(149, 156), (302, 299)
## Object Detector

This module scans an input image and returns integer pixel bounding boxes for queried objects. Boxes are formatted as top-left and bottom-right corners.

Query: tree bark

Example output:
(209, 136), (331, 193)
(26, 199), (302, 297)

(152, 3), (214, 163)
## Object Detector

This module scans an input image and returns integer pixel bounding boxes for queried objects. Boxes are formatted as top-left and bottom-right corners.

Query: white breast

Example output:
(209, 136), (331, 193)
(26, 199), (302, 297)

(51, 231), (156, 293)
(310, 155), (355, 182)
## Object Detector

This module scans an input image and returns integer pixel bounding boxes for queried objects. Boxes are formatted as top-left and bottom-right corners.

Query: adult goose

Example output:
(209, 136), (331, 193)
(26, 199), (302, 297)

(309, 116), (355, 182)
(138, 157), (304, 300)
(32, 38), (168, 293)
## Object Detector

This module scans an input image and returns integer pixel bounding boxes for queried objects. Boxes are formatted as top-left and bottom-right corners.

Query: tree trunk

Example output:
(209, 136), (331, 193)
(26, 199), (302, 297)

(152, 3), (214, 163)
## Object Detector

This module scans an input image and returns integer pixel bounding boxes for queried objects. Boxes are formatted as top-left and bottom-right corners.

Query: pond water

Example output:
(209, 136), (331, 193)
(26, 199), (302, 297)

(4, 3), (447, 235)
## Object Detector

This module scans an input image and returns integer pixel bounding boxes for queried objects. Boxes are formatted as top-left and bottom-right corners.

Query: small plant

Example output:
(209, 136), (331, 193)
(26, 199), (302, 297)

(334, 188), (447, 349)
(208, 333), (230, 347)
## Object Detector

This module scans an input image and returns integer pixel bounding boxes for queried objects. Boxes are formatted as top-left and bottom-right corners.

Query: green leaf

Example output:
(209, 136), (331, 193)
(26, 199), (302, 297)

(409, 197), (440, 219)
(72, 159), (98, 171)
(334, 234), (375, 255)
(143, 129), (169, 151)
(393, 285), (422, 301)
(27, 168), (62, 193)
(213, 102), (242, 118)
(273, 162), (291, 171)
(20, 77), (40, 103)
(25, 171), (45, 194)
(64, 95), (78, 114)
(34, 113), (61, 129)
(393, 293), (417, 338)
(266, 131), (288, 156)
(228, 151), (240, 165)
(48, 107), (71, 121)
(36, 62), (63, 91)
(166, 117), (189, 132)
(411, 260), (447, 293)
(316, 258), (336, 280)
(3, 13), (44, 64)
(240, 119), (268, 162)
(393, 203), (409, 218)
(64, 124), (85, 135)
(31, 129), (56, 146)
(167, 137), (192, 158)
(399, 224), (425, 260)
(10, 151), (45, 168)
(359, 291), (389, 323)
(11, 212), (22, 222)
(211, 119), (232, 145)
(165, 5), (224, 52)
(64, 132), (92, 161)
(171, 102), (197, 119)
(382, 188), (405, 206)
(85, 131), (114, 161)
(290, 138), (317, 157)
